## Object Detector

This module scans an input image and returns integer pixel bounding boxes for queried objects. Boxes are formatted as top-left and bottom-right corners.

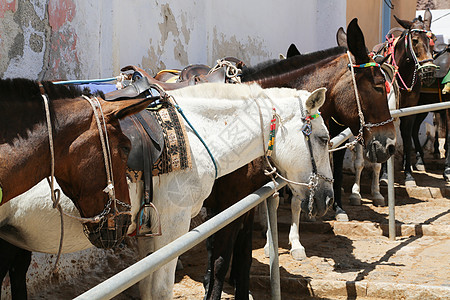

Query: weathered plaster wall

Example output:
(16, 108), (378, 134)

(0, 0), (346, 80)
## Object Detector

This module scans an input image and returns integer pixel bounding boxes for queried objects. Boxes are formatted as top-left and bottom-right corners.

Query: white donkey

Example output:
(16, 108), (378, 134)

(1, 83), (334, 299)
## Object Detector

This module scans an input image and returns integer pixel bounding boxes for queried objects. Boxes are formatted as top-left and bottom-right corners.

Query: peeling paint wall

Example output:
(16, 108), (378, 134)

(0, 0), (345, 80)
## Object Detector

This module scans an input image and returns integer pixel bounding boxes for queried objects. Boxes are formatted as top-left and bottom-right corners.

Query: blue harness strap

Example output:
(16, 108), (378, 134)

(173, 103), (218, 179)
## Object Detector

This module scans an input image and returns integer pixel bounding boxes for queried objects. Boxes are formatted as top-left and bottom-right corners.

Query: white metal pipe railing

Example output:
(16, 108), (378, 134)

(78, 100), (450, 299)
(75, 179), (287, 300)
(330, 101), (450, 241)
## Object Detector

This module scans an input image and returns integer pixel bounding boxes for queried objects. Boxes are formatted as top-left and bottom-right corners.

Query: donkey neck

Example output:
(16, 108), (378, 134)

(0, 98), (91, 204)
(169, 85), (300, 178)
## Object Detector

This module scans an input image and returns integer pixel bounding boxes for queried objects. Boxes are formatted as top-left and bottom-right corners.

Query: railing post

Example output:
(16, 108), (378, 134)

(387, 156), (396, 240)
(266, 194), (281, 300)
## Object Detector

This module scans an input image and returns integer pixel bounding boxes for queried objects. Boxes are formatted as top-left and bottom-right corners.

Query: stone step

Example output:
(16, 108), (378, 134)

(276, 221), (450, 237)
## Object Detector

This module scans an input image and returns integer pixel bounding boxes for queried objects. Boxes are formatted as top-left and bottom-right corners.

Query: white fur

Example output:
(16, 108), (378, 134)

(0, 83), (333, 299)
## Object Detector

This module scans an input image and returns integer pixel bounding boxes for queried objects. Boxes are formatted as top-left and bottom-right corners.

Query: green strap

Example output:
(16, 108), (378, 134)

(442, 70), (450, 85)
(0, 186), (3, 204)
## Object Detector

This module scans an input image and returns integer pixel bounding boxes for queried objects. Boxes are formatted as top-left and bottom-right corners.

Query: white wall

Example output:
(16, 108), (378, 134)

(0, 0), (346, 80)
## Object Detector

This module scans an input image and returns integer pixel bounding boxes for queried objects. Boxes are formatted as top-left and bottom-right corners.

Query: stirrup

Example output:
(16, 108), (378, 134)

(136, 202), (162, 237)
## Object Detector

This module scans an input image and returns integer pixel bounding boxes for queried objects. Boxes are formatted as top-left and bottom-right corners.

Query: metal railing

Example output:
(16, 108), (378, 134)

(75, 179), (287, 300)
(330, 100), (450, 240)
(76, 100), (450, 299)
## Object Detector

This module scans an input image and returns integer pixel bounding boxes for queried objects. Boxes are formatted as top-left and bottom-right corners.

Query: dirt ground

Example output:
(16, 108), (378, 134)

(28, 152), (450, 299)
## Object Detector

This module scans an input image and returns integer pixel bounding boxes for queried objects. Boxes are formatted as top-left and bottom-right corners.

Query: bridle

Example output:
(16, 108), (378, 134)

(333, 52), (394, 151)
(259, 96), (334, 218)
(386, 28), (437, 91)
(42, 93), (132, 224)
(41, 90), (131, 268)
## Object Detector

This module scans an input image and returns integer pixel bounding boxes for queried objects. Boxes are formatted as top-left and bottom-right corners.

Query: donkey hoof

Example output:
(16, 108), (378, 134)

(372, 198), (386, 207)
(415, 162), (425, 171)
(372, 192), (385, 201)
(404, 179), (417, 187)
(335, 207), (349, 222)
(444, 169), (450, 182)
(290, 247), (307, 261)
(349, 193), (362, 206)
(379, 174), (388, 186)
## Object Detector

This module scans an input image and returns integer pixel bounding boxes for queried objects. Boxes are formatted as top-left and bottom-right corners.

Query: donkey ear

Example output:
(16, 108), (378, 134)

(423, 8), (432, 30)
(336, 27), (348, 48)
(287, 44), (301, 58)
(347, 18), (370, 64)
(379, 53), (391, 65)
(393, 15), (413, 29)
(106, 97), (156, 120)
(306, 87), (327, 113)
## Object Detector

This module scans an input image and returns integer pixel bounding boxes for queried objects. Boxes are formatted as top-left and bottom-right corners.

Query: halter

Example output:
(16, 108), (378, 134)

(261, 98), (334, 218)
(41, 93), (131, 225)
(387, 28), (437, 91)
(346, 51), (394, 146)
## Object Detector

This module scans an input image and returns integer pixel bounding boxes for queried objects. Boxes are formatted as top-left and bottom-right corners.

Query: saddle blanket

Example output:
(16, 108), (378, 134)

(149, 101), (192, 176)
(74, 82), (192, 178)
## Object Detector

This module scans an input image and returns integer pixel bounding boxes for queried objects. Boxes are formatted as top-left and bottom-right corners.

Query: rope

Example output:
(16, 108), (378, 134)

(52, 77), (119, 85)
(209, 59), (242, 83)
(171, 98), (218, 179)
(42, 94), (64, 273)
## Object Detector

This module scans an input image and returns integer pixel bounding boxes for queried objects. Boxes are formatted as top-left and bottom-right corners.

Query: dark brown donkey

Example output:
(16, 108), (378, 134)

(204, 18), (396, 300)
(373, 9), (437, 185)
(118, 19), (395, 299)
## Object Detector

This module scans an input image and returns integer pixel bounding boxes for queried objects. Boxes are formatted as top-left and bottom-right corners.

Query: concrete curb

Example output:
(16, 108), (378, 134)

(250, 276), (450, 299)
(296, 221), (450, 237)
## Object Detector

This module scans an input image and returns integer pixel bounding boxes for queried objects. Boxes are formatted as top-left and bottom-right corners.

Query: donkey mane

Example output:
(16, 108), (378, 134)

(241, 46), (346, 82)
(0, 78), (98, 143)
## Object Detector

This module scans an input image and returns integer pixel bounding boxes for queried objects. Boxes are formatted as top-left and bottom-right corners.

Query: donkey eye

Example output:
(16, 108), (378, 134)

(121, 145), (131, 157)
(316, 135), (329, 145)
(412, 38), (419, 46)
(374, 85), (385, 93)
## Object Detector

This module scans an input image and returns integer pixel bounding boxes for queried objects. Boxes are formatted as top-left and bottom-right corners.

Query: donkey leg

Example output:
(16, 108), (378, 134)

(333, 148), (349, 221)
(0, 239), (31, 300)
(264, 196), (279, 258)
(444, 109), (450, 182)
(203, 234), (215, 300)
(137, 207), (192, 300)
(349, 144), (363, 206)
(379, 161), (389, 185)
(288, 196), (306, 261)
(0, 239), (14, 300)
(401, 116), (417, 186)
(371, 163), (385, 206)
(412, 112), (428, 171)
(9, 247), (31, 300)
(230, 211), (254, 300)
(206, 220), (239, 300)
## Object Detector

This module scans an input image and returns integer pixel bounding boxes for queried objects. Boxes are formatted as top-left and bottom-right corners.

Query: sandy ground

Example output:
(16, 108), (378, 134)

(26, 152), (450, 299)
